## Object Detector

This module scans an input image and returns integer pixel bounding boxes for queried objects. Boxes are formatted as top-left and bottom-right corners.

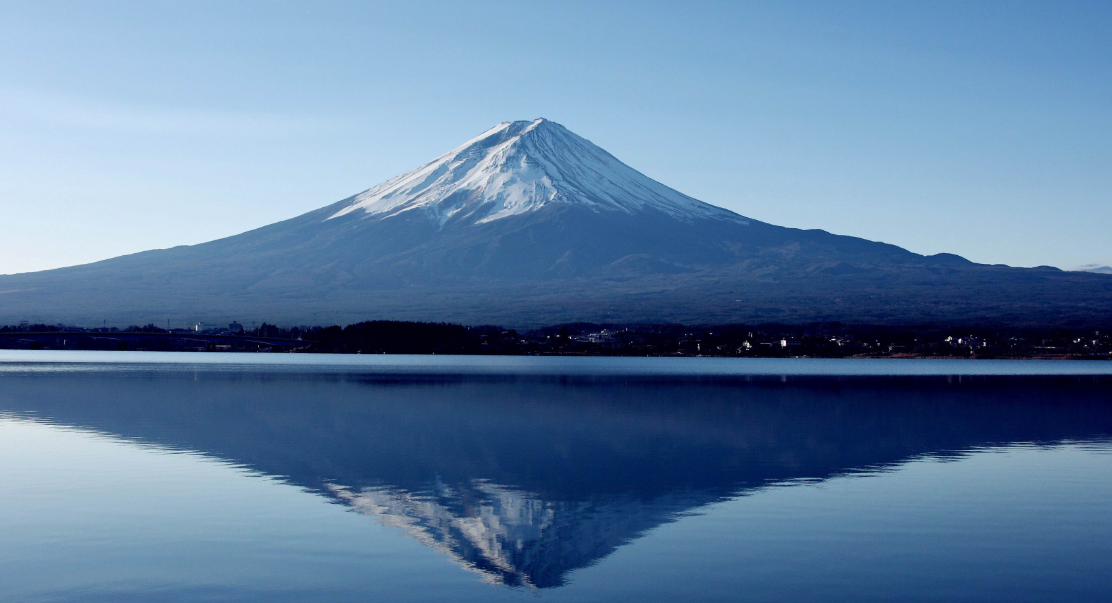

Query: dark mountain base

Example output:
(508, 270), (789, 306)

(3, 268), (1111, 328)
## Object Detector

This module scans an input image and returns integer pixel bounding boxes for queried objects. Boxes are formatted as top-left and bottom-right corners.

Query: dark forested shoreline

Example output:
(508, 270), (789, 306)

(1, 320), (1110, 359)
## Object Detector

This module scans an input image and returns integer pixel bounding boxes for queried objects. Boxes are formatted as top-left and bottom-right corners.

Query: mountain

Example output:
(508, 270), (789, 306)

(1076, 264), (1112, 275)
(2, 118), (1111, 327)
(330, 119), (745, 227)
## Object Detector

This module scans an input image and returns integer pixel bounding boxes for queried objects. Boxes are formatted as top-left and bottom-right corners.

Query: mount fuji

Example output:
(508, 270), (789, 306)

(2, 118), (1111, 327)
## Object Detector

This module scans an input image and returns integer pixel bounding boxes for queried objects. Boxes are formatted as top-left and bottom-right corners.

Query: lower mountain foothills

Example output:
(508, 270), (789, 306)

(2, 321), (1109, 359)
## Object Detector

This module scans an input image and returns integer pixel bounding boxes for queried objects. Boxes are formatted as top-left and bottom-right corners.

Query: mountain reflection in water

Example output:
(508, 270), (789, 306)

(1, 369), (1110, 588)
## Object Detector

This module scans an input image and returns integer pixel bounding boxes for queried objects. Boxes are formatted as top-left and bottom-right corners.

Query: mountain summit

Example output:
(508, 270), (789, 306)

(329, 118), (744, 226)
(1, 119), (1111, 326)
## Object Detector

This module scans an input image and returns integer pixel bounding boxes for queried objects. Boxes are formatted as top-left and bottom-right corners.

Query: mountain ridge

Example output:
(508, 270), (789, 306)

(1, 119), (1111, 327)
(1076, 264), (1112, 275)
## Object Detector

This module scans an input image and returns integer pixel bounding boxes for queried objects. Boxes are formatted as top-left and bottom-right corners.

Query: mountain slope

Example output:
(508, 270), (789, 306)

(2, 119), (1111, 327)
(330, 118), (745, 226)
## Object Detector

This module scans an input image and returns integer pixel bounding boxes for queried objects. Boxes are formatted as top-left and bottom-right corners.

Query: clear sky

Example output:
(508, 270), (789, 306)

(1, 0), (1109, 275)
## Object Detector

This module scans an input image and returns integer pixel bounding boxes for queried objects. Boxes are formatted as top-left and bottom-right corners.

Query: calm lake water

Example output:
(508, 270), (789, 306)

(2, 352), (1111, 602)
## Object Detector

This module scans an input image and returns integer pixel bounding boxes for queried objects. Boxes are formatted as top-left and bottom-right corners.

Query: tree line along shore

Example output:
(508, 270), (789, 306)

(1, 321), (1110, 359)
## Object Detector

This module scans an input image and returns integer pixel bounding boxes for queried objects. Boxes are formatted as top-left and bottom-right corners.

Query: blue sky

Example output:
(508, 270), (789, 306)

(1, 0), (1109, 274)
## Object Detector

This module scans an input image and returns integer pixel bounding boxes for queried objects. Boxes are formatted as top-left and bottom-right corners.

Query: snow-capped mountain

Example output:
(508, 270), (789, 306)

(1, 118), (1111, 327)
(329, 118), (745, 226)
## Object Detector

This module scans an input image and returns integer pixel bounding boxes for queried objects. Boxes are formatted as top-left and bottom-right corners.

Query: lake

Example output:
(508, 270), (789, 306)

(2, 352), (1111, 602)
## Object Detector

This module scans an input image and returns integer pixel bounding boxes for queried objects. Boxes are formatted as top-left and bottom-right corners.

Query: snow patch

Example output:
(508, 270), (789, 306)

(329, 118), (748, 226)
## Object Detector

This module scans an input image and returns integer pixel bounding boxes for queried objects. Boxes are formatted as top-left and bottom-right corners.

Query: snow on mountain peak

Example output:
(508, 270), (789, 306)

(328, 119), (747, 226)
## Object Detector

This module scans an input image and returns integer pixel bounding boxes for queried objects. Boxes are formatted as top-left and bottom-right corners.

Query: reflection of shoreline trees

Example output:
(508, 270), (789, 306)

(2, 371), (1110, 587)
